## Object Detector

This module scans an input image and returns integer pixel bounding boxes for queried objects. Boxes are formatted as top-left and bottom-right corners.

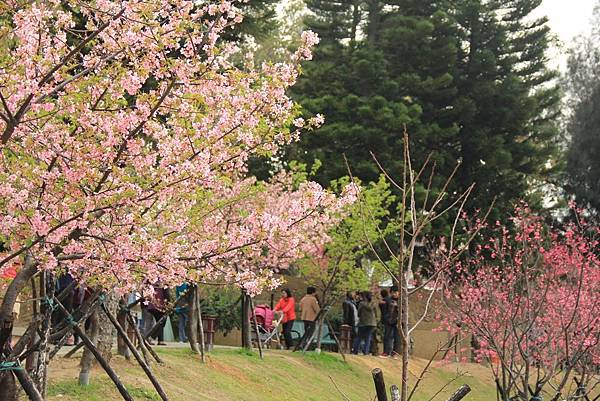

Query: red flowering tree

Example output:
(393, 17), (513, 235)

(444, 205), (600, 401)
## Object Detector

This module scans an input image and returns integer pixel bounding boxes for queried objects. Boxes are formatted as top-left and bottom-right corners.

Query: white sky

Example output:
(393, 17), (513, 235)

(537, 0), (596, 68)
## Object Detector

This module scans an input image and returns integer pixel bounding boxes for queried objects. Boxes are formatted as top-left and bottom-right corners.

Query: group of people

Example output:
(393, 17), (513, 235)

(132, 283), (192, 346)
(274, 287), (321, 350)
(343, 286), (401, 358)
(272, 285), (402, 357)
(52, 275), (192, 347)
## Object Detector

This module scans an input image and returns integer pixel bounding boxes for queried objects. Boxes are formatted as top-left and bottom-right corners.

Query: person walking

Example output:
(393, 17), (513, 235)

(381, 285), (400, 358)
(274, 288), (296, 349)
(299, 286), (320, 340)
(352, 291), (378, 355)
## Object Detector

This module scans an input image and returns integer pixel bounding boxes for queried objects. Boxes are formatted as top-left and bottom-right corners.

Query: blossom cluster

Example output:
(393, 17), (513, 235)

(0, 1), (346, 296)
(443, 205), (600, 374)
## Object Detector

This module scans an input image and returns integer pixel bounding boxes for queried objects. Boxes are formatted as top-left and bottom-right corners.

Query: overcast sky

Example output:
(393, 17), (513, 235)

(538, 0), (596, 67)
(539, 0), (595, 42)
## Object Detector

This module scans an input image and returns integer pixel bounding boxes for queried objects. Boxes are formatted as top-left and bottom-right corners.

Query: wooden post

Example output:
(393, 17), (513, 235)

(141, 336), (164, 365)
(49, 295), (101, 360)
(195, 286), (205, 363)
(63, 341), (84, 358)
(325, 318), (346, 362)
(101, 304), (169, 401)
(13, 365), (44, 401)
(372, 368), (388, 401)
(248, 296), (263, 359)
(446, 384), (471, 401)
(54, 300), (134, 401)
(390, 384), (400, 401)
(125, 311), (151, 365)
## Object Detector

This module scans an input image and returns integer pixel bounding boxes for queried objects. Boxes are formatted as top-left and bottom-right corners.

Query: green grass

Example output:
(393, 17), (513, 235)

(46, 347), (497, 401)
(47, 379), (160, 401)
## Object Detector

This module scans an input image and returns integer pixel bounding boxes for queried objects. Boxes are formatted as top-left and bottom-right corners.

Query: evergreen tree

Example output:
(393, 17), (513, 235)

(289, 0), (421, 186)
(227, 0), (280, 41)
(376, 0), (461, 190)
(290, 0), (561, 224)
(564, 3), (600, 217)
(452, 0), (560, 219)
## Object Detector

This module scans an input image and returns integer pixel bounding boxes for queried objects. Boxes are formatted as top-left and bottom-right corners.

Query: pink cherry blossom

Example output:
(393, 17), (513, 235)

(0, 0), (334, 301)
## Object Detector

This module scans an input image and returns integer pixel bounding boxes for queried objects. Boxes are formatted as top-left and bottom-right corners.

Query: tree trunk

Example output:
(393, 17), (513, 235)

(0, 374), (18, 401)
(241, 291), (251, 349)
(366, 0), (382, 47)
(314, 319), (324, 354)
(32, 271), (55, 397)
(96, 293), (118, 363)
(188, 287), (200, 353)
(400, 271), (410, 401)
(195, 286), (206, 362)
(79, 309), (99, 386)
(116, 299), (130, 359)
(0, 255), (38, 354)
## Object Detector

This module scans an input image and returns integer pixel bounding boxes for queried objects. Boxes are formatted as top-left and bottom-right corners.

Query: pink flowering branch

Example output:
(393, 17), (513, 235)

(443, 205), (600, 401)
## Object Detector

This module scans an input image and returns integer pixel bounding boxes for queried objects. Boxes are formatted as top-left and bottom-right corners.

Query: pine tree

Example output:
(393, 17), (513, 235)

(290, 0), (561, 223)
(564, 4), (600, 217)
(376, 0), (461, 189)
(451, 0), (560, 220)
(289, 0), (421, 186)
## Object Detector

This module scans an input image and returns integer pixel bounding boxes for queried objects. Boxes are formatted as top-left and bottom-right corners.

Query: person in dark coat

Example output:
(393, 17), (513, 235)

(342, 291), (358, 336)
(352, 291), (378, 355)
(381, 285), (400, 358)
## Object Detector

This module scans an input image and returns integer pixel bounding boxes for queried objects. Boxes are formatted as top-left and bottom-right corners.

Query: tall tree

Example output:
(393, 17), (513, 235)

(564, 2), (600, 217)
(291, 0), (561, 225)
(452, 0), (560, 221)
(289, 0), (421, 186)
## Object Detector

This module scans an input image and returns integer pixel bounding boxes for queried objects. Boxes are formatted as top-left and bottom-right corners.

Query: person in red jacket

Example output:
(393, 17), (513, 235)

(274, 288), (296, 349)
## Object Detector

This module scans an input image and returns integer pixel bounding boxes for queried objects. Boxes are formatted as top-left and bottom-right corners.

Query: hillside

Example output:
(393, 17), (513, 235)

(46, 347), (497, 401)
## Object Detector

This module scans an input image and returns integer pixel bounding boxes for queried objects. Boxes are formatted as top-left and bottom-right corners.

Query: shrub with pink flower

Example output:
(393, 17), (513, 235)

(443, 205), (600, 401)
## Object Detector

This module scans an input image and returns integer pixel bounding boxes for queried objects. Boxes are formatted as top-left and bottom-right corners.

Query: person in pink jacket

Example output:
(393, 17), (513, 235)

(274, 288), (296, 349)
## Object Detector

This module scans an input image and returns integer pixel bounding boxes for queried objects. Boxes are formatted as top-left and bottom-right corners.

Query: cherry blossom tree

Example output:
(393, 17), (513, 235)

(190, 170), (358, 349)
(0, 0), (342, 398)
(443, 205), (600, 401)
(194, 171), (358, 294)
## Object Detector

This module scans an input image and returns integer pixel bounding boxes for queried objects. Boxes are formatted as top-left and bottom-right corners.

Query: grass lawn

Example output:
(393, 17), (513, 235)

(46, 347), (497, 401)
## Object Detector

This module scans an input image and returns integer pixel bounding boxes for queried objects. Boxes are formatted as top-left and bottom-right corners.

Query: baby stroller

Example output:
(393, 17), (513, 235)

(251, 304), (284, 349)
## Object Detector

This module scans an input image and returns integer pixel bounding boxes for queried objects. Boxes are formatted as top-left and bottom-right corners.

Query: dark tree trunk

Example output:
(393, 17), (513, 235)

(32, 271), (55, 397)
(79, 309), (99, 386)
(0, 373), (18, 401)
(116, 299), (130, 359)
(241, 291), (251, 349)
(188, 286), (200, 353)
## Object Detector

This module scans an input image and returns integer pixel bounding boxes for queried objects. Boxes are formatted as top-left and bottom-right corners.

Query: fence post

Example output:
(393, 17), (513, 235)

(372, 368), (388, 401)
(390, 384), (400, 401)
(446, 384), (471, 401)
